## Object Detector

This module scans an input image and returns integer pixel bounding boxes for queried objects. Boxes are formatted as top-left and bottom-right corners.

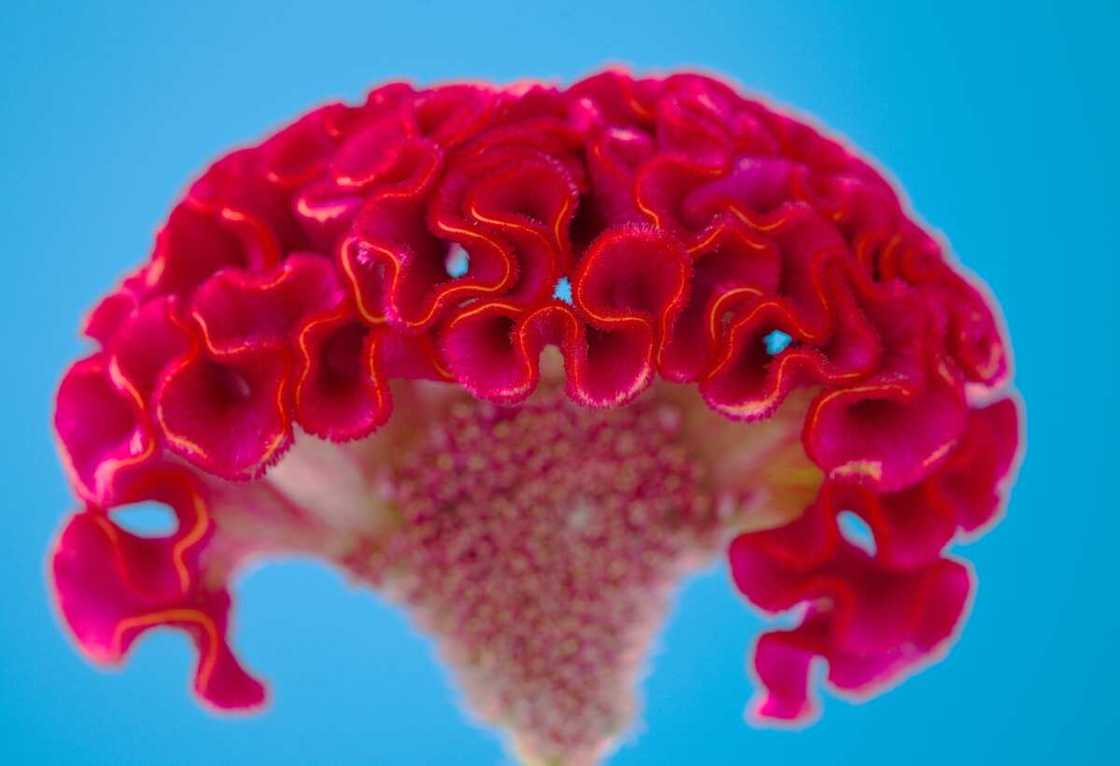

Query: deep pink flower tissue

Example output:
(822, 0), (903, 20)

(50, 70), (1021, 764)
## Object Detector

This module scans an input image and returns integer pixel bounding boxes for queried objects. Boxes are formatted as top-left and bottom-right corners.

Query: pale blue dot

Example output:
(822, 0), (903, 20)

(110, 501), (179, 538)
(762, 329), (793, 355)
(838, 511), (877, 557)
(444, 244), (470, 278)
(553, 276), (573, 305)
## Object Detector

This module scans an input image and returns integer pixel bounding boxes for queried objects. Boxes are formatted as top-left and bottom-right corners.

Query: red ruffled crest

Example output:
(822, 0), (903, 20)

(258, 103), (358, 189)
(190, 254), (345, 352)
(659, 218), (781, 382)
(154, 256), (352, 479)
(49, 69), (1022, 723)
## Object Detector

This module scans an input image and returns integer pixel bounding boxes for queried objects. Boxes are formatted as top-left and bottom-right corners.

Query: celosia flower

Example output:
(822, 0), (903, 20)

(49, 70), (1021, 765)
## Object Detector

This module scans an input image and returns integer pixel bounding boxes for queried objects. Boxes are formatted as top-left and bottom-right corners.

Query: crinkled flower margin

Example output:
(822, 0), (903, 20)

(49, 69), (1022, 727)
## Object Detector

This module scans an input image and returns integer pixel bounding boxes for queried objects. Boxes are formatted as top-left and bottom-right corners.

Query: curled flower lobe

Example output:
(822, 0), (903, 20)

(731, 398), (1019, 722)
(55, 353), (153, 502)
(49, 70), (1021, 763)
(50, 468), (266, 710)
(293, 306), (391, 441)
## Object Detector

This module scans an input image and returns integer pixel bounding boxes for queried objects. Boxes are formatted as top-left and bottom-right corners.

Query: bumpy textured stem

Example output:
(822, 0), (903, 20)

(196, 378), (818, 763)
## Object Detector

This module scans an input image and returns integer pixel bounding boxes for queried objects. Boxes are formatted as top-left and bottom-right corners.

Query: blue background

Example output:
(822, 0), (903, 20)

(2, 1), (1117, 763)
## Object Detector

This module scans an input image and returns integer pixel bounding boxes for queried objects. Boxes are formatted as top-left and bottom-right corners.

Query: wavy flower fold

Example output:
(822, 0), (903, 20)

(51, 70), (1020, 730)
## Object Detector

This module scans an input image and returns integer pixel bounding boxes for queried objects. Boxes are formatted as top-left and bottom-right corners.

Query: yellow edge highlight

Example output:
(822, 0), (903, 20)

(111, 609), (220, 692)
(88, 357), (158, 499)
(92, 483), (209, 597)
(170, 495), (210, 595)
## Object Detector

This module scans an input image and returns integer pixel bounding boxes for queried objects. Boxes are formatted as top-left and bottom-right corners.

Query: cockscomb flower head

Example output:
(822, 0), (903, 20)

(50, 69), (1021, 764)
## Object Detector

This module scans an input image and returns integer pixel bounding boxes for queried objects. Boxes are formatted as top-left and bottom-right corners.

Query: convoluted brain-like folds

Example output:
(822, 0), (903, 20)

(51, 70), (1020, 763)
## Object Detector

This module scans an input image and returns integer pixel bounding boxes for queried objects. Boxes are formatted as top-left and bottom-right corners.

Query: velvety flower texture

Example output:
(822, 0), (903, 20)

(50, 70), (1021, 764)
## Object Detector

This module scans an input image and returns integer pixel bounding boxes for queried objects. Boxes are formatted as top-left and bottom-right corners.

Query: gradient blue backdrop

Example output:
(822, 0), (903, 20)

(3, 2), (1117, 763)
